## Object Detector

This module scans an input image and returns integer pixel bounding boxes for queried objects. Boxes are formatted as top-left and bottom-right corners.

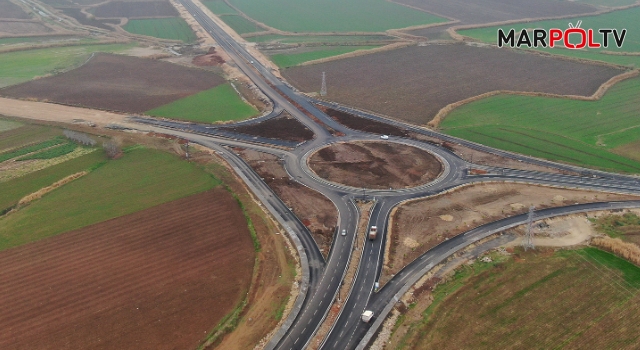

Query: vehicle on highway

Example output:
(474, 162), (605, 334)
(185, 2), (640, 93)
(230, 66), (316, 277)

(341, 229), (347, 236)
(380, 135), (389, 140)
(361, 310), (374, 323)
(369, 226), (378, 240)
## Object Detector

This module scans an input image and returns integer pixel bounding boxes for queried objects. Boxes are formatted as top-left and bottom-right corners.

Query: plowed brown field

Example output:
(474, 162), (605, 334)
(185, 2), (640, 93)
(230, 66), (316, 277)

(0, 0), (30, 19)
(0, 188), (255, 350)
(1, 53), (225, 113)
(92, 0), (178, 18)
(283, 44), (622, 124)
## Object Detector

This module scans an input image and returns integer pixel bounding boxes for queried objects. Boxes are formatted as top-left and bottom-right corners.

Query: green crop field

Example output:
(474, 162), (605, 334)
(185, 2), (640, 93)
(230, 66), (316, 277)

(440, 76), (640, 173)
(225, 0), (446, 33)
(202, 0), (237, 15)
(123, 17), (197, 42)
(272, 45), (380, 68)
(391, 248), (640, 350)
(0, 150), (105, 213)
(220, 15), (262, 35)
(459, 7), (640, 67)
(0, 147), (221, 250)
(0, 137), (64, 163)
(0, 123), (61, 151)
(0, 119), (21, 133)
(17, 142), (77, 161)
(249, 34), (392, 44)
(0, 43), (135, 87)
(146, 83), (258, 123)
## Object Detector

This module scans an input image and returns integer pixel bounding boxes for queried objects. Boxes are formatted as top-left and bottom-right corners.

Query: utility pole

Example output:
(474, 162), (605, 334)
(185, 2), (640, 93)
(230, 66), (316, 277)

(320, 71), (327, 96)
(523, 206), (535, 250)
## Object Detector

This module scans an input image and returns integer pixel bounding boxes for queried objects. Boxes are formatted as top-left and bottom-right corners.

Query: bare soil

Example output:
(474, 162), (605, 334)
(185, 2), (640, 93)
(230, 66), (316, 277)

(92, 0), (178, 19)
(319, 106), (410, 137)
(1, 53), (225, 113)
(193, 46), (226, 66)
(61, 8), (120, 31)
(283, 44), (622, 125)
(238, 148), (337, 257)
(0, 188), (255, 350)
(0, 0), (30, 19)
(221, 111), (314, 142)
(309, 141), (442, 189)
(398, 0), (597, 27)
(0, 20), (52, 35)
(385, 183), (640, 283)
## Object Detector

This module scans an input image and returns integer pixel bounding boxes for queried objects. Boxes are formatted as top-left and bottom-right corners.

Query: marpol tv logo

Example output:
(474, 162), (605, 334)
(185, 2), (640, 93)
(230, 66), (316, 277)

(498, 21), (627, 49)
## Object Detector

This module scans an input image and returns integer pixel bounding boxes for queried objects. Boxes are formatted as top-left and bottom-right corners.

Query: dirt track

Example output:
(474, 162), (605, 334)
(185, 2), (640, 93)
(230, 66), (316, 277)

(0, 189), (255, 350)
(1, 53), (225, 113)
(309, 141), (442, 189)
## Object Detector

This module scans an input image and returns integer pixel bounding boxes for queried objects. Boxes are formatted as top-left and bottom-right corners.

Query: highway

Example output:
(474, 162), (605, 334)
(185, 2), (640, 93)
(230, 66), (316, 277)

(133, 2), (640, 349)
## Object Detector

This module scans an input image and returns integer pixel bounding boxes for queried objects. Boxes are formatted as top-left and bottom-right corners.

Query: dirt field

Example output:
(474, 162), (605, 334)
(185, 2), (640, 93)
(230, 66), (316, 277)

(0, 0), (30, 19)
(398, 0), (596, 27)
(193, 46), (226, 66)
(92, 0), (178, 18)
(384, 183), (640, 283)
(0, 20), (52, 35)
(283, 44), (622, 125)
(1, 53), (225, 113)
(308, 141), (442, 189)
(238, 148), (337, 256)
(61, 8), (120, 31)
(221, 111), (314, 142)
(0, 188), (255, 350)
(320, 106), (410, 137)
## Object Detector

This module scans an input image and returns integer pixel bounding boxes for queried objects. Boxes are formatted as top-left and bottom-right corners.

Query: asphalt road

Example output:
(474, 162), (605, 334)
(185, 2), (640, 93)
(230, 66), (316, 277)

(131, 4), (640, 350)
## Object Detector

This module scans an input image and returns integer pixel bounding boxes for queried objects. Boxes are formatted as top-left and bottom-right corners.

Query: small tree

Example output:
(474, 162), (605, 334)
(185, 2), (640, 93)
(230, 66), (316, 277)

(63, 130), (96, 146)
(103, 141), (121, 159)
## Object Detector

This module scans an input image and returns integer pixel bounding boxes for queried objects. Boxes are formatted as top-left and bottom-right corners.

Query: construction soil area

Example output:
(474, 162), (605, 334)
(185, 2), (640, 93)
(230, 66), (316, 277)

(221, 111), (314, 142)
(384, 183), (640, 283)
(238, 148), (337, 257)
(0, 188), (255, 350)
(91, 0), (178, 18)
(320, 106), (411, 137)
(0, 53), (225, 114)
(308, 141), (442, 189)
(283, 44), (622, 125)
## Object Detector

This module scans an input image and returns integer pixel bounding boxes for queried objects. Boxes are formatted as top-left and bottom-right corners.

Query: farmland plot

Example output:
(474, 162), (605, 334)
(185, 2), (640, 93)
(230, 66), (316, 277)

(123, 17), (197, 42)
(389, 248), (640, 350)
(283, 44), (622, 125)
(0, 0), (31, 19)
(399, 0), (596, 27)
(1, 53), (225, 113)
(91, 0), (178, 18)
(0, 189), (255, 350)
(440, 76), (640, 172)
(225, 0), (446, 33)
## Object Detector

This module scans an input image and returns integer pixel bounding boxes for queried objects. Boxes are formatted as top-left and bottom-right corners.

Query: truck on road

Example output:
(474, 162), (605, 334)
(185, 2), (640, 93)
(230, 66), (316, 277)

(361, 310), (374, 323)
(369, 226), (377, 240)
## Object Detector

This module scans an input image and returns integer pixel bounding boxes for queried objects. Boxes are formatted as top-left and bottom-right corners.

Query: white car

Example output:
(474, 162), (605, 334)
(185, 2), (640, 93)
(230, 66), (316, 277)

(380, 135), (389, 140)
(341, 229), (347, 236)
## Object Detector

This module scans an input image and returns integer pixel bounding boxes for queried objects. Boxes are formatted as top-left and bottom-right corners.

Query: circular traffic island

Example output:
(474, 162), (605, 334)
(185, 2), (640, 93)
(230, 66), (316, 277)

(308, 141), (442, 189)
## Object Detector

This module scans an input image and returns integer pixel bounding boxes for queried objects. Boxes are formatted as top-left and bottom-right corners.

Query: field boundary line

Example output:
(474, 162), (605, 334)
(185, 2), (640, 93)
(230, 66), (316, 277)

(428, 69), (639, 128)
